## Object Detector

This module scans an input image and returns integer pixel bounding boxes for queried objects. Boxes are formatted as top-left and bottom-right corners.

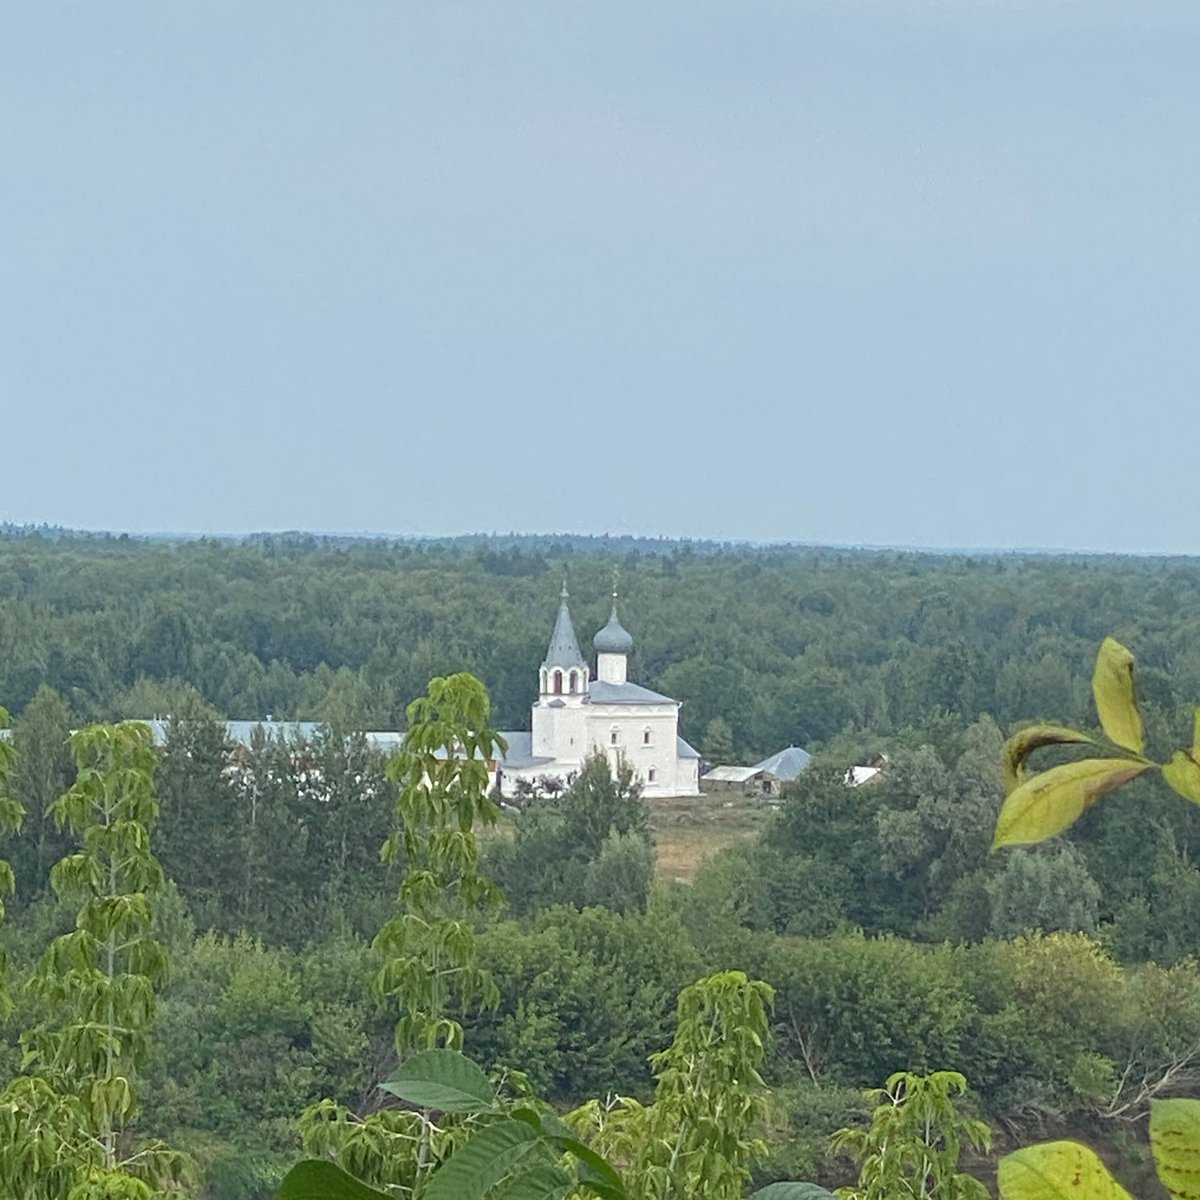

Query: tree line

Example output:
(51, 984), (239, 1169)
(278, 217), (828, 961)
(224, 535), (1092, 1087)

(3, 533), (1200, 762)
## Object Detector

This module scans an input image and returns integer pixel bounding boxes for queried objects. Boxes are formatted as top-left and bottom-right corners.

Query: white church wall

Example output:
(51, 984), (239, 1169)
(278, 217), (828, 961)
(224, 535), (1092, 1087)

(673, 755), (701, 797)
(596, 651), (627, 684)
(531, 699), (554, 758)
(583, 702), (679, 796)
(532, 695), (589, 760)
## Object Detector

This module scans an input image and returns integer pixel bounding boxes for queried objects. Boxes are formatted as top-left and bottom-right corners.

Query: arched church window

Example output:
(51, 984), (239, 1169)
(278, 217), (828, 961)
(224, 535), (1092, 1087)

(643, 727), (652, 746)
(568, 670), (578, 694)
(610, 727), (619, 746)
(553, 669), (563, 694)
(648, 767), (657, 783)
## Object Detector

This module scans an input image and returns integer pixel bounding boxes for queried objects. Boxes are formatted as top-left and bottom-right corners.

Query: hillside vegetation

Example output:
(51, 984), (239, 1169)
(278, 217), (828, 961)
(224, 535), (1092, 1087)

(1, 532), (1199, 1197)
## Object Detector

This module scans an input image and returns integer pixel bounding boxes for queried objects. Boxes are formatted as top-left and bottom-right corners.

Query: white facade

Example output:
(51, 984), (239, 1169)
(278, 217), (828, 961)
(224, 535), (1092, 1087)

(496, 590), (701, 798)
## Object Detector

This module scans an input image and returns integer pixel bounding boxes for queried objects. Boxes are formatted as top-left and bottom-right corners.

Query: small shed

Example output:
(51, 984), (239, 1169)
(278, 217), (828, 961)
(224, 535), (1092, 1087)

(752, 746), (812, 784)
(701, 745), (812, 799)
(700, 764), (764, 794)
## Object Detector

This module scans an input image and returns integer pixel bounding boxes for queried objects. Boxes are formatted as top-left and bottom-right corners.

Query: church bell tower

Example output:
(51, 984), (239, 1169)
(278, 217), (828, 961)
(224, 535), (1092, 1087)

(531, 583), (588, 760)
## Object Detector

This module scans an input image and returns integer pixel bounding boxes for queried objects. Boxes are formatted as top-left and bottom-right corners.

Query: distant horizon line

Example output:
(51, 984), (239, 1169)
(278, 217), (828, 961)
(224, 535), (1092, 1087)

(1, 521), (1196, 561)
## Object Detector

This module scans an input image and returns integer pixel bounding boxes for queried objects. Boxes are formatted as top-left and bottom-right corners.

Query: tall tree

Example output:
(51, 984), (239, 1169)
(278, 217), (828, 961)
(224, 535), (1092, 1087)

(570, 971), (774, 1200)
(0, 706), (25, 1021)
(299, 673), (506, 1195)
(702, 716), (735, 764)
(154, 707), (245, 934)
(1, 722), (194, 1199)
(9, 685), (75, 903)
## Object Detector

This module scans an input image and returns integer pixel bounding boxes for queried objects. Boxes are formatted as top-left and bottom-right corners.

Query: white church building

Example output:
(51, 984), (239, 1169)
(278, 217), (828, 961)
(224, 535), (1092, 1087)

(494, 587), (701, 798)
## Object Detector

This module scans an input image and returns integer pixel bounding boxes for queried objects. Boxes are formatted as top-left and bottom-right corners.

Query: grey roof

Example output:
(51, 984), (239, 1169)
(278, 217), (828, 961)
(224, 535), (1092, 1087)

(594, 604), (634, 655)
(587, 680), (677, 706)
(47, 720), (468, 762)
(227, 720), (322, 746)
(493, 731), (555, 770)
(145, 718), (324, 748)
(146, 719), (407, 754)
(751, 745), (812, 781)
(702, 764), (762, 783)
(677, 735), (701, 760)
(542, 585), (587, 669)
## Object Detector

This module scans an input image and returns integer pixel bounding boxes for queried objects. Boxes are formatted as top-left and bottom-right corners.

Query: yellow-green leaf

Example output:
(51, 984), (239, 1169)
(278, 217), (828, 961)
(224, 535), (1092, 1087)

(1163, 753), (1200, 806)
(997, 1141), (1134, 1200)
(1092, 638), (1144, 754)
(1193, 709), (1200, 759)
(1003, 725), (1094, 795)
(993, 758), (1149, 848)
(1150, 1098), (1200, 1200)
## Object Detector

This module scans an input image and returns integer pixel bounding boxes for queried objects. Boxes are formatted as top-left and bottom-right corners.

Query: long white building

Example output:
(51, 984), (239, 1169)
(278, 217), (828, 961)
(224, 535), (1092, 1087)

(494, 586), (701, 797)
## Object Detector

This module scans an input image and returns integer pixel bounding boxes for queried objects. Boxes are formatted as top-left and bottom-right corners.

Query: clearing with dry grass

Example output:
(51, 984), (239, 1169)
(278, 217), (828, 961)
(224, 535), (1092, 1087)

(484, 791), (770, 886)
(649, 793), (769, 884)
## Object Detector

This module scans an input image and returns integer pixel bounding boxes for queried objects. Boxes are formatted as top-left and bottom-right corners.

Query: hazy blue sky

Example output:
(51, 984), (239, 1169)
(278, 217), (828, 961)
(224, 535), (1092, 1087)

(3, 2), (1198, 551)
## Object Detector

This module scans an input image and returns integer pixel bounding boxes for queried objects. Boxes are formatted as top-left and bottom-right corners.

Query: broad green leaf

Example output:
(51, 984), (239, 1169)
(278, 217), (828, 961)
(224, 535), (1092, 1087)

(997, 1141), (1134, 1200)
(1163, 752), (1200, 806)
(1150, 1098), (1200, 1200)
(993, 758), (1148, 848)
(491, 1162), (574, 1200)
(379, 1048), (495, 1113)
(1194, 709), (1200, 758)
(278, 1160), (391, 1200)
(544, 1134), (627, 1200)
(425, 1119), (540, 1200)
(1092, 638), (1144, 754)
(750, 1185), (838, 1200)
(1002, 725), (1094, 794)
(521, 1108), (627, 1200)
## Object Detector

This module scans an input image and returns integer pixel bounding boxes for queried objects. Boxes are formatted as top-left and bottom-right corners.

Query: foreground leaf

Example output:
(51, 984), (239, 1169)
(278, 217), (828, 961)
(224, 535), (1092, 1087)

(1163, 752), (1200, 806)
(1002, 725), (1094, 794)
(521, 1108), (627, 1200)
(750, 1185), (838, 1200)
(380, 1048), (495, 1113)
(278, 1160), (391, 1200)
(425, 1119), (540, 1200)
(997, 1141), (1134, 1200)
(1150, 1098), (1200, 1200)
(491, 1161), (574, 1200)
(544, 1134), (627, 1200)
(993, 758), (1149, 847)
(1092, 638), (1144, 754)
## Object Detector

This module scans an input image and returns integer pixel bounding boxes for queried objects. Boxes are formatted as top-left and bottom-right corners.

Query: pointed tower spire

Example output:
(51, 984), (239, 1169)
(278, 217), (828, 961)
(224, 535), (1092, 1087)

(541, 581), (586, 670)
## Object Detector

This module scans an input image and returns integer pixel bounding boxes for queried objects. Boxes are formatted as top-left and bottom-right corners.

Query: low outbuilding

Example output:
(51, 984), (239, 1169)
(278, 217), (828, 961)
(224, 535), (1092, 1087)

(701, 744), (812, 799)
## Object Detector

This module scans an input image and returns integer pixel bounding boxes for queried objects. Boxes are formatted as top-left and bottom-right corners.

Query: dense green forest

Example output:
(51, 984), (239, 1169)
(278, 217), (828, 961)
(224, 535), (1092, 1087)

(2, 532), (1199, 1198)
(3, 530), (1200, 758)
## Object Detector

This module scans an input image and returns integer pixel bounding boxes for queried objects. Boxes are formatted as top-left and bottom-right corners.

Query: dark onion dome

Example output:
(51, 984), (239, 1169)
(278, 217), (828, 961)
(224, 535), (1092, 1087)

(594, 604), (633, 655)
